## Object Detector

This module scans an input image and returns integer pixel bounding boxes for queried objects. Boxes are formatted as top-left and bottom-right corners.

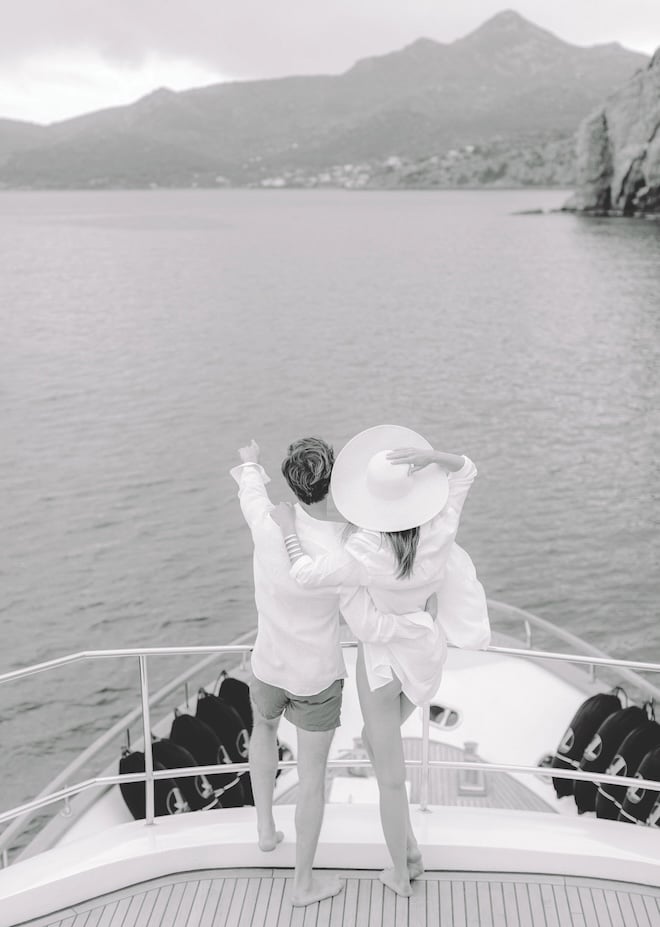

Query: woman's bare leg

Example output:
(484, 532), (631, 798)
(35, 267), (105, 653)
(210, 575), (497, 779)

(398, 693), (424, 878)
(360, 689), (423, 879)
(356, 647), (411, 896)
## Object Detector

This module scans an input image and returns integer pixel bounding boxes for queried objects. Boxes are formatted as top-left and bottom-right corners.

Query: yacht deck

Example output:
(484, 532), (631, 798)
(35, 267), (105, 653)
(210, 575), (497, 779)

(275, 738), (556, 813)
(21, 868), (660, 927)
(6, 804), (660, 927)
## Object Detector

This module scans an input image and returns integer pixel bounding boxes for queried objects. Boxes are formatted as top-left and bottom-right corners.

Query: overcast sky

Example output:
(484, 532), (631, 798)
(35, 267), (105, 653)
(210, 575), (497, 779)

(2, 1), (659, 124)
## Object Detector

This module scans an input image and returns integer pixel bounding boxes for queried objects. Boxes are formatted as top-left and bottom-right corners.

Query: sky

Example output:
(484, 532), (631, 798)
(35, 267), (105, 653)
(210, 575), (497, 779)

(2, 1), (659, 125)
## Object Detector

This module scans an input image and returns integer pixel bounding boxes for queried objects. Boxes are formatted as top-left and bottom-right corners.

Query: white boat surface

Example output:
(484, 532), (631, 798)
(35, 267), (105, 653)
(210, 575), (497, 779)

(1, 600), (659, 927)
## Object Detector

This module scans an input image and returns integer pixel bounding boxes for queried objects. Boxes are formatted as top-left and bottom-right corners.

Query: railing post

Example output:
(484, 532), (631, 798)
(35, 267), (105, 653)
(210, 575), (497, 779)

(420, 702), (431, 813)
(138, 655), (155, 825)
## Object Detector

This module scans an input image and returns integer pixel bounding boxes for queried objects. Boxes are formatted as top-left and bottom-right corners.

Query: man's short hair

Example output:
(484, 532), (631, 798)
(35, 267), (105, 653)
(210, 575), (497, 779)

(281, 437), (334, 505)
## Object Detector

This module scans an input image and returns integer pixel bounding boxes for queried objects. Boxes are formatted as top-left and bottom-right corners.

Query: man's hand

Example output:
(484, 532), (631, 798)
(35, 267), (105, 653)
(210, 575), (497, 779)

(238, 439), (260, 464)
(270, 501), (297, 534)
(387, 448), (437, 473)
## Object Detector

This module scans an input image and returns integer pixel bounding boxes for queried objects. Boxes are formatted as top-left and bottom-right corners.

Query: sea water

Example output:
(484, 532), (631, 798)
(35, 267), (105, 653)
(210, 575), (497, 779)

(1, 188), (658, 820)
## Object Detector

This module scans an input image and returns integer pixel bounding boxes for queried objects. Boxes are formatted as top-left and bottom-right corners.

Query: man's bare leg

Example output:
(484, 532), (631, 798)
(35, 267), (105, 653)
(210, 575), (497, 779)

(291, 727), (344, 906)
(249, 702), (284, 851)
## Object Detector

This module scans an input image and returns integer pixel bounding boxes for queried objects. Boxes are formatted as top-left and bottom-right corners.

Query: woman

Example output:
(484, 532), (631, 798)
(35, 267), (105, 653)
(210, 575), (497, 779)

(273, 424), (490, 897)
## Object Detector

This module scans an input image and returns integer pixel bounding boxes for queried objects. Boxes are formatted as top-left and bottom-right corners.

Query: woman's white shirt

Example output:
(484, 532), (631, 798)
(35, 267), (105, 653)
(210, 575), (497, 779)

(290, 457), (490, 704)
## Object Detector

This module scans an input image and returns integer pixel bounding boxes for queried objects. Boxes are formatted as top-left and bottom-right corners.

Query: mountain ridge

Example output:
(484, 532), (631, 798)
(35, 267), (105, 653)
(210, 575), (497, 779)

(0, 11), (650, 189)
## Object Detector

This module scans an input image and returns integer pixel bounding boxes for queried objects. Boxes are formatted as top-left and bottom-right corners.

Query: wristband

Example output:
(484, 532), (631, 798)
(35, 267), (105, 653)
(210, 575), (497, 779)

(284, 534), (304, 560)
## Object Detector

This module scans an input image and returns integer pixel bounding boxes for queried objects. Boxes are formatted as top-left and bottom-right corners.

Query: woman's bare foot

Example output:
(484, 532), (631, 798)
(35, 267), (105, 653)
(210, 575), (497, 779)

(258, 828), (284, 852)
(407, 850), (424, 880)
(291, 875), (344, 907)
(379, 868), (412, 896)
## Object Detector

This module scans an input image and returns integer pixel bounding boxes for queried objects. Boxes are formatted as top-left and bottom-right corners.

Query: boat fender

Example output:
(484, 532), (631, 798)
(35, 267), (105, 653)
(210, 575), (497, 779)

(575, 705), (648, 813)
(595, 711), (660, 820)
(169, 711), (245, 807)
(619, 746), (660, 825)
(118, 748), (191, 820)
(196, 688), (254, 804)
(551, 689), (623, 798)
(151, 738), (218, 811)
(218, 674), (254, 734)
(647, 794), (660, 827)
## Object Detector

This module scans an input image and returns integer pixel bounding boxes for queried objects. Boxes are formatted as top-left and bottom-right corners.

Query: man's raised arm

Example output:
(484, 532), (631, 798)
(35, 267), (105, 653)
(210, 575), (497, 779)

(229, 439), (274, 530)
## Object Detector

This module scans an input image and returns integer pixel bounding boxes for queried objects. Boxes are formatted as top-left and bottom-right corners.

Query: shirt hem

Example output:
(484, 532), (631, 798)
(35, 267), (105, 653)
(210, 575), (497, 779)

(251, 659), (347, 698)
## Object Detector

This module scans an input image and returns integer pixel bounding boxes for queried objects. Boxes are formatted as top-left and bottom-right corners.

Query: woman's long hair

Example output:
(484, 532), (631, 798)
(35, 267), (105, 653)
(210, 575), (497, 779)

(386, 528), (420, 579)
(343, 523), (420, 579)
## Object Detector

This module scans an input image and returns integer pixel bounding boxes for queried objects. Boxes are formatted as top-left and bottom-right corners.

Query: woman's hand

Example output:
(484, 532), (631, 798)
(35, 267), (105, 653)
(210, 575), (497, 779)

(270, 501), (297, 534)
(386, 448), (437, 473)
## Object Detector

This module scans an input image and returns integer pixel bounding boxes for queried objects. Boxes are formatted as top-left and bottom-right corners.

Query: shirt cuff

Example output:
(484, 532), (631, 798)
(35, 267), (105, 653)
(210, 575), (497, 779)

(229, 462), (271, 485)
(448, 456), (477, 482)
(290, 555), (314, 581)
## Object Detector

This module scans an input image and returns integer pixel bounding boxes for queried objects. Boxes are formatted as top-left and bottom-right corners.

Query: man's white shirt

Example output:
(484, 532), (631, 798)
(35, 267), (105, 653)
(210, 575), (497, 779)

(230, 463), (434, 697)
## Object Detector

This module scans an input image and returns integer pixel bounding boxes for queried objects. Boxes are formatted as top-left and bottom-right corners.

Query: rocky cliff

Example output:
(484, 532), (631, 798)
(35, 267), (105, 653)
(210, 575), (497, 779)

(566, 49), (660, 215)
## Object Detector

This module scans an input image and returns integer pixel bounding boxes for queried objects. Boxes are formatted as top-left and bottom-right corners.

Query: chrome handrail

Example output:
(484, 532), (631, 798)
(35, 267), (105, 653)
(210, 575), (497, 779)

(487, 599), (660, 699)
(0, 644), (261, 685)
(2, 620), (660, 863)
(2, 639), (660, 687)
(0, 627), (259, 863)
(1, 757), (660, 830)
(138, 656), (155, 825)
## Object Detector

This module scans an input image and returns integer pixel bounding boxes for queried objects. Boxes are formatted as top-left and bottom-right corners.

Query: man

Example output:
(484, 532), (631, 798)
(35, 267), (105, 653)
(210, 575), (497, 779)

(231, 436), (434, 906)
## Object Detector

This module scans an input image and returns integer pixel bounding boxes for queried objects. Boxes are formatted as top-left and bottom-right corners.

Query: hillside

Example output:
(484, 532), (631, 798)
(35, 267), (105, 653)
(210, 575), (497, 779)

(0, 11), (648, 189)
(0, 119), (48, 167)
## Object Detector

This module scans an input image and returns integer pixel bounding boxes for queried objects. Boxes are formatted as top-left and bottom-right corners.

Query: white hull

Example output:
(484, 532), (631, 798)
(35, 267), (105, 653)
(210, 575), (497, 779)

(2, 604), (659, 926)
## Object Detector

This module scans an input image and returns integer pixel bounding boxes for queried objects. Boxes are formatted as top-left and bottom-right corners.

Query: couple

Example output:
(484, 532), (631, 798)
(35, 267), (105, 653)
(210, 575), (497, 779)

(230, 424), (490, 906)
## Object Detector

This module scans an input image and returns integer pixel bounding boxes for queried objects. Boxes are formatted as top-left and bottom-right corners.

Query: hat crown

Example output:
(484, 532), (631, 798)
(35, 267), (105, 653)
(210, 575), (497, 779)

(330, 425), (448, 532)
(365, 450), (413, 501)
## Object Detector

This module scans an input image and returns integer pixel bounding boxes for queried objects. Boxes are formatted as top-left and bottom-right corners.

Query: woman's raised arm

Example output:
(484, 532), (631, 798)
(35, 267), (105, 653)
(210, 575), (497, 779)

(386, 447), (465, 473)
(270, 502), (363, 587)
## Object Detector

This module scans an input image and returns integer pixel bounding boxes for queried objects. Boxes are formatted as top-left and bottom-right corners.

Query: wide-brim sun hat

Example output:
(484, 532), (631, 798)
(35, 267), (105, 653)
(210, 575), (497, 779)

(330, 424), (449, 532)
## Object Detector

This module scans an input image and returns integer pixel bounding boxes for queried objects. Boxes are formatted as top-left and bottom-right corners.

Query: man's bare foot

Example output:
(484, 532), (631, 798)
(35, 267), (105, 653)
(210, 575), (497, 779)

(407, 850), (424, 880)
(291, 875), (344, 907)
(258, 829), (284, 852)
(379, 868), (412, 896)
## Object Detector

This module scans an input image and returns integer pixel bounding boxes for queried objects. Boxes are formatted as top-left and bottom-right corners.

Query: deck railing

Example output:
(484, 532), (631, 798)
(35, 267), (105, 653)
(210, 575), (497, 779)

(1, 603), (660, 866)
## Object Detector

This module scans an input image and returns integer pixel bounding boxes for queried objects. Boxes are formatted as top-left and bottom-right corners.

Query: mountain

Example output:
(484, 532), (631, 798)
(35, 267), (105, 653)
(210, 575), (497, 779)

(0, 10), (649, 189)
(0, 119), (48, 167)
(565, 49), (660, 215)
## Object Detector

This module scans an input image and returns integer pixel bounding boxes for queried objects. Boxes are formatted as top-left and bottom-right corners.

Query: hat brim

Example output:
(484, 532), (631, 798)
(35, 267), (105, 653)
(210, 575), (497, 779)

(330, 425), (449, 532)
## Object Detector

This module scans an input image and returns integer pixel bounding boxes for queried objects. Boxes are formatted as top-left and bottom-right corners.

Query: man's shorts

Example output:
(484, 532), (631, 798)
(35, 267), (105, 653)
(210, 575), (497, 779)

(249, 674), (343, 732)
